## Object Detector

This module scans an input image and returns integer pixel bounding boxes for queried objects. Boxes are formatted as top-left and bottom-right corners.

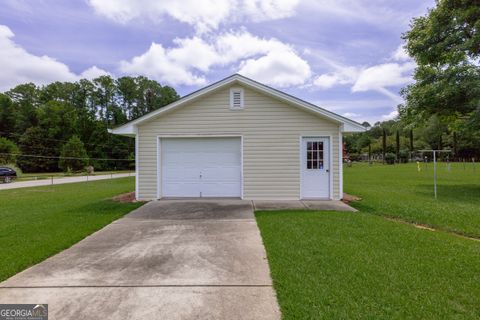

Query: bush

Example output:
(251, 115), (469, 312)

(348, 153), (362, 161)
(384, 153), (396, 164)
(0, 137), (20, 165)
(59, 136), (89, 172)
(399, 149), (410, 163)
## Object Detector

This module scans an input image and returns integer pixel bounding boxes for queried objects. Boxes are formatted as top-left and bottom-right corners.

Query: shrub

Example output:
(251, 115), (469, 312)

(385, 153), (396, 164)
(0, 137), (20, 165)
(59, 136), (89, 172)
(399, 149), (410, 163)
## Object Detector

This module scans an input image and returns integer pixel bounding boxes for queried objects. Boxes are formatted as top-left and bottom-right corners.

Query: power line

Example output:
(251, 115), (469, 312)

(0, 153), (133, 162)
(0, 130), (134, 154)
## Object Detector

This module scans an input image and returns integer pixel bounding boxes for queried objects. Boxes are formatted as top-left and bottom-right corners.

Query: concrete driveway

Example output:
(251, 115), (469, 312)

(0, 200), (280, 319)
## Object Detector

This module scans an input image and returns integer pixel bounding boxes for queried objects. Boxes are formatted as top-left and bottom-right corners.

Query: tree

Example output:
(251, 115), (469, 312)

(17, 127), (57, 172)
(59, 136), (88, 172)
(400, 0), (480, 128)
(0, 94), (15, 137)
(5, 83), (39, 135)
(1, 75), (179, 172)
(0, 137), (19, 164)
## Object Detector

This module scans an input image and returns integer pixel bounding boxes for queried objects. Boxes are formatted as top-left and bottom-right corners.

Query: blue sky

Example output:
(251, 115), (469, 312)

(0, 0), (435, 124)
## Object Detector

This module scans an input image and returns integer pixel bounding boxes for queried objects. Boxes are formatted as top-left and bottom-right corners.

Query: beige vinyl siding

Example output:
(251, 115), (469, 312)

(137, 85), (341, 200)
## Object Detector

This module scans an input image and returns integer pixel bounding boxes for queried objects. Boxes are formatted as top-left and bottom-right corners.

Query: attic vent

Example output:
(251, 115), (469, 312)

(230, 88), (244, 110)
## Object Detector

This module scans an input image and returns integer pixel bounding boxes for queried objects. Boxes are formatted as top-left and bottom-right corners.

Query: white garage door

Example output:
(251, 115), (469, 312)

(161, 137), (242, 198)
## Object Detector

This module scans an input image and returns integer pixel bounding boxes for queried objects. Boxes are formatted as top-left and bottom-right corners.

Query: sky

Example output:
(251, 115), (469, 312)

(0, 0), (435, 124)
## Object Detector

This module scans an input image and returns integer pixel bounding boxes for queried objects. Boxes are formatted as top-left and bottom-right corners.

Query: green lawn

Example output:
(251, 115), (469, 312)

(344, 162), (480, 237)
(256, 162), (480, 319)
(0, 177), (142, 282)
(257, 210), (480, 319)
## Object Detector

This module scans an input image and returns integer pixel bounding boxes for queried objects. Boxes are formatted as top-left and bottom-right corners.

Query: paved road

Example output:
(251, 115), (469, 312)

(0, 173), (135, 190)
(0, 200), (280, 320)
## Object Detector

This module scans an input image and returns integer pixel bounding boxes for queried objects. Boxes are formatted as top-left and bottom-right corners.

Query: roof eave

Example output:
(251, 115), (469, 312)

(341, 122), (367, 133)
(108, 73), (367, 135)
(108, 125), (136, 137)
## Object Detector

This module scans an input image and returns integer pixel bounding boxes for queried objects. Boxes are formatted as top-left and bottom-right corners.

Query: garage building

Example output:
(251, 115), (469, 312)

(110, 74), (365, 201)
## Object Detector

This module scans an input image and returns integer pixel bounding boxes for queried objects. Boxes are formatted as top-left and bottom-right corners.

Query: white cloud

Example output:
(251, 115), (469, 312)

(238, 49), (311, 87)
(381, 109), (398, 120)
(313, 66), (358, 89)
(119, 43), (207, 86)
(120, 30), (311, 87)
(313, 74), (340, 89)
(301, 0), (432, 29)
(80, 66), (111, 79)
(310, 45), (415, 104)
(0, 25), (108, 92)
(352, 62), (415, 93)
(88, 0), (299, 33)
(392, 44), (410, 61)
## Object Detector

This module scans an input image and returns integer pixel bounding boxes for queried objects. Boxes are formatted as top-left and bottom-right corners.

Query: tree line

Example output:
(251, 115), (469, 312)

(345, 115), (480, 163)
(346, 0), (480, 162)
(0, 76), (179, 172)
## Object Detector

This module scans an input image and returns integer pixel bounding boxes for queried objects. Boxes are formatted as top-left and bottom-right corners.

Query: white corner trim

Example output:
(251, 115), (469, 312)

(240, 135), (244, 200)
(338, 131), (344, 200)
(156, 137), (161, 199)
(134, 126), (139, 200)
(329, 134), (333, 200)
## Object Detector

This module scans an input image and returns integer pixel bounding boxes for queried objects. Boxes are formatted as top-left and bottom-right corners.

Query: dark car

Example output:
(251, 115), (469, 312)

(0, 167), (17, 183)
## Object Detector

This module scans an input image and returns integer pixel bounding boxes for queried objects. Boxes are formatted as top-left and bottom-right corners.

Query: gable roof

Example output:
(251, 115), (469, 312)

(109, 74), (366, 136)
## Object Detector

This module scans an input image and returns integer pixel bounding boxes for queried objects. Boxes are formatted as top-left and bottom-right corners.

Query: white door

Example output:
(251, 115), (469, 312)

(301, 137), (330, 199)
(161, 137), (241, 198)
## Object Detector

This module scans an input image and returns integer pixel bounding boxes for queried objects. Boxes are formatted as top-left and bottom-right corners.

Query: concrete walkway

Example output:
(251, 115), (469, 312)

(0, 200), (280, 320)
(0, 173), (135, 190)
(253, 200), (357, 212)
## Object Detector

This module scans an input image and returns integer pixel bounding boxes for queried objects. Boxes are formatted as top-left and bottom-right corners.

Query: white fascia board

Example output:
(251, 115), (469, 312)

(341, 122), (366, 133)
(108, 124), (137, 136)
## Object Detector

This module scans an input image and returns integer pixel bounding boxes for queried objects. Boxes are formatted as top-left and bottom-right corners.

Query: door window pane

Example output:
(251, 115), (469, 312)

(306, 140), (325, 170)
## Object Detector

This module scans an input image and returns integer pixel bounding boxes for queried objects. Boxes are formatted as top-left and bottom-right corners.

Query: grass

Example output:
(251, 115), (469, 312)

(257, 210), (480, 319)
(344, 162), (480, 238)
(0, 177), (142, 282)
(256, 162), (480, 319)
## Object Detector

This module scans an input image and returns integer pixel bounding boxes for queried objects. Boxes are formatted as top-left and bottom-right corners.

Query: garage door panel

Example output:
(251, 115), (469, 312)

(202, 167), (240, 180)
(161, 138), (241, 198)
(163, 182), (200, 197)
(201, 182), (240, 197)
(164, 168), (199, 180)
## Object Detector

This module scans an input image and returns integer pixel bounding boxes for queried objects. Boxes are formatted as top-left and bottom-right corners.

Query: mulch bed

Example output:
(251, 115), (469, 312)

(342, 193), (362, 204)
(112, 192), (137, 203)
